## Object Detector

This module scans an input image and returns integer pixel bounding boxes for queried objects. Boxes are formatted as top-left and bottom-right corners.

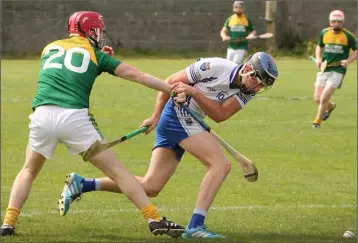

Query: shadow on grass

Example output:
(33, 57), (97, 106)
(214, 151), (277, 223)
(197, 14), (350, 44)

(3, 231), (355, 243)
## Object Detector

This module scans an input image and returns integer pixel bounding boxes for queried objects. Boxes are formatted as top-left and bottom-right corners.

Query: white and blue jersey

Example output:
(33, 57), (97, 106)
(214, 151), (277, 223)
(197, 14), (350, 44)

(154, 57), (253, 161)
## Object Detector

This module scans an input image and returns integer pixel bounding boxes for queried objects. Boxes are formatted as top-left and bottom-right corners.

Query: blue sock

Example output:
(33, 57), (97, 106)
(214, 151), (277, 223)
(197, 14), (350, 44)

(81, 179), (98, 193)
(188, 208), (207, 229)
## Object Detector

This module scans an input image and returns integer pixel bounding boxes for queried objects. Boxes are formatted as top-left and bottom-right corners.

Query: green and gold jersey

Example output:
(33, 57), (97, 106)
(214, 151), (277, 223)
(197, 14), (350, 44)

(224, 14), (255, 50)
(32, 36), (121, 110)
(318, 28), (357, 74)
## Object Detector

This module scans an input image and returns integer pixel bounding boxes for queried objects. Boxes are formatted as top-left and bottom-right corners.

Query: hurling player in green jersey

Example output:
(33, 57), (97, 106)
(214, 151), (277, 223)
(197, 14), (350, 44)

(0, 11), (186, 237)
(313, 10), (357, 128)
(220, 1), (256, 64)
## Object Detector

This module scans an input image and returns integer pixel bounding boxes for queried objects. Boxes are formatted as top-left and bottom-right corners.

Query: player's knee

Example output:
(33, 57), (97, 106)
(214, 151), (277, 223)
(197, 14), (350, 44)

(314, 96), (320, 104)
(320, 96), (330, 104)
(223, 163), (232, 175)
(211, 161), (231, 176)
(142, 182), (162, 198)
(145, 188), (161, 198)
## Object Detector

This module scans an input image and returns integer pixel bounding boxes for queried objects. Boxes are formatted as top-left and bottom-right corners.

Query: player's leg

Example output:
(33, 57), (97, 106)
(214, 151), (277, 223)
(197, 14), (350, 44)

(136, 147), (180, 197)
(58, 131), (181, 212)
(57, 108), (182, 210)
(59, 108), (184, 237)
(321, 72), (342, 121)
(145, 99), (228, 238)
(179, 132), (230, 238)
(314, 86), (336, 128)
(58, 148), (184, 237)
(313, 72), (326, 128)
(232, 49), (246, 64)
(75, 147), (179, 196)
(314, 73), (336, 122)
(1, 107), (58, 236)
(226, 48), (235, 62)
(60, 147), (179, 201)
(88, 149), (184, 236)
(313, 72), (341, 128)
(314, 86), (324, 105)
(0, 147), (47, 236)
(322, 99), (336, 121)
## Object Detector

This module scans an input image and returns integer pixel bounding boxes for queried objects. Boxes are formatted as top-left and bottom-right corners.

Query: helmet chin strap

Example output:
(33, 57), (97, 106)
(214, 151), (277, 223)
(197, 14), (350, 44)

(76, 23), (105, 49)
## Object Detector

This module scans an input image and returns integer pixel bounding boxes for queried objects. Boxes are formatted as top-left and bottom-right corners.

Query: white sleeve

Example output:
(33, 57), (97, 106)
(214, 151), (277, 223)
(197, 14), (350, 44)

(234, 92), (253, 108)
(185, 58), (215, 84)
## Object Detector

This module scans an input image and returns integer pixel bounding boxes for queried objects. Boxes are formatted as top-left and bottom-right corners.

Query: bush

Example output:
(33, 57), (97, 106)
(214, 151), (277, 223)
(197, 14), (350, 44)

(272, 29), (317, 57)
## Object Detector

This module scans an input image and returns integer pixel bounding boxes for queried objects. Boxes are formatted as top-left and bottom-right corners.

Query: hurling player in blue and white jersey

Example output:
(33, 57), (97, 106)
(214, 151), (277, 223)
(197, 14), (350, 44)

(59, 52), (278, 239)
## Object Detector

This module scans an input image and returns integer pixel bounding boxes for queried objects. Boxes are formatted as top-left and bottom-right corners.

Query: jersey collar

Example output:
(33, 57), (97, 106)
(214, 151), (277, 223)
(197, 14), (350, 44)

(229, 64), (243, 86)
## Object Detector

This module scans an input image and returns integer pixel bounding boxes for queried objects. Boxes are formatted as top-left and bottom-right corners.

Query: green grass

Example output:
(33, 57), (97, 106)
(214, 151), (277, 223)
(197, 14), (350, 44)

(1, 57), (357, 243)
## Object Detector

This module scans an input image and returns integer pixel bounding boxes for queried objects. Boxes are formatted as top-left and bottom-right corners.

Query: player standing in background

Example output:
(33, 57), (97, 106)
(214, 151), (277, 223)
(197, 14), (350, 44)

(0, 11), (186, 237)
(59, 52), (278, 238)
(220, 0), (257, 64)
(312, 10), (357, 128)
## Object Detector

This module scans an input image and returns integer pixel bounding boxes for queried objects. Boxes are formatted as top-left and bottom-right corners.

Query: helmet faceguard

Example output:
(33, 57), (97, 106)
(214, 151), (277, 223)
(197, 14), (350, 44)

(329, 10), (344, 32)
(238, 52), (278, 95)
(68, 11), (106, 49)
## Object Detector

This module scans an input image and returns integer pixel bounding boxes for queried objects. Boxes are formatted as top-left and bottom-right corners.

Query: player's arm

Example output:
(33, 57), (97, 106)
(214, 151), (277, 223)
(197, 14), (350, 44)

(114, 63), (187, 134)
(114, 63), (172, 94)
(172, 82), (241, 123)
(220, 27), (230, 41)
(246, 18), (257, 38)
(97, 51), (173, 94)
(342, 34), (358, 68)
(247, 30), (257, 39)
(150, 70), (190, 120)
(315, 45), (323, 62)
(343, 50), (357, 68)
(172, 59), (243, 122)
(220, 18), (231, 41)
(315, 31), (325, 67)
(139, 69), (190, 134)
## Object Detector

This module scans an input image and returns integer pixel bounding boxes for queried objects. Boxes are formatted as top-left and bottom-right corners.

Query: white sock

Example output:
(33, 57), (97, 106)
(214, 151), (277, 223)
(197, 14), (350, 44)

(193, 208), (207, 216)
(95, 179), (101, 191)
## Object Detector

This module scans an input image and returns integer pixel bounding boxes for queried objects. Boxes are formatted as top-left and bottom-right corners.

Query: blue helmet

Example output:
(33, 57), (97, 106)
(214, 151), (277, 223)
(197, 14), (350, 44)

(244, 52), (278, 87)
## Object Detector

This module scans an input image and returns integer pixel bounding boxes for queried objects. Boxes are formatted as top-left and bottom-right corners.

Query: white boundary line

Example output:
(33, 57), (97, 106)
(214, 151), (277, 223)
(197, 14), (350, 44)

(5, 204), (356, 217)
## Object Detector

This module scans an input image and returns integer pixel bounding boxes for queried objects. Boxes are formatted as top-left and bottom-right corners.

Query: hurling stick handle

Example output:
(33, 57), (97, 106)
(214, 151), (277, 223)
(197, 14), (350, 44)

(107, 126), (149, 147)
(210, 130), (252, 170)
(180, 103), (251, 167)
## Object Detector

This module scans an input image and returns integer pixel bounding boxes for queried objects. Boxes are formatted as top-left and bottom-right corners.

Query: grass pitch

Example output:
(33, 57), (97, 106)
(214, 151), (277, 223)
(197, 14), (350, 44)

(1, 57), (357, 242)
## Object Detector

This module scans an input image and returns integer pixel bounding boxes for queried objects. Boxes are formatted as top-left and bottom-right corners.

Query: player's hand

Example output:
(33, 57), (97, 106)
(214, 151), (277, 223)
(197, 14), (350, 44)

(222, 36), (230, 41)
(315, 58), (322, 68)
(140, 116), (159, 135)
(341, 60), (349, 68)
(101, 46), (114, 56)
(172, 91), (187, 104)
(171, 82), (196, 97)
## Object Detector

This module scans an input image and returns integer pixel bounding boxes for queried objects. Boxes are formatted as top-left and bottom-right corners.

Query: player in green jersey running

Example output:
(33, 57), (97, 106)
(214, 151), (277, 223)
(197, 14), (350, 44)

(312, 10), (357, 128)
(220, 1), (257, 64)
(0, 11), (185, 237)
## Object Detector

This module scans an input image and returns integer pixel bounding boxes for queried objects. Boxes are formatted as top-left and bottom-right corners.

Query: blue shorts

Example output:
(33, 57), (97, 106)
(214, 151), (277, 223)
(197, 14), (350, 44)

(153, 100), (205, 161)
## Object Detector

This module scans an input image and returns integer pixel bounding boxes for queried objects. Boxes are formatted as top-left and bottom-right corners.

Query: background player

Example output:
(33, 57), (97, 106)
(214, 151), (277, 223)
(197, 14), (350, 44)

(220, 1), (257, 64)
(312, 10), (357, 128)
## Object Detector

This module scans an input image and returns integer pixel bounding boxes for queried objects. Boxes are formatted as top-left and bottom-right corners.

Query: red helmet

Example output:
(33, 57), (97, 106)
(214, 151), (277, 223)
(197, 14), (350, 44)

(68, 11), (106, 49)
